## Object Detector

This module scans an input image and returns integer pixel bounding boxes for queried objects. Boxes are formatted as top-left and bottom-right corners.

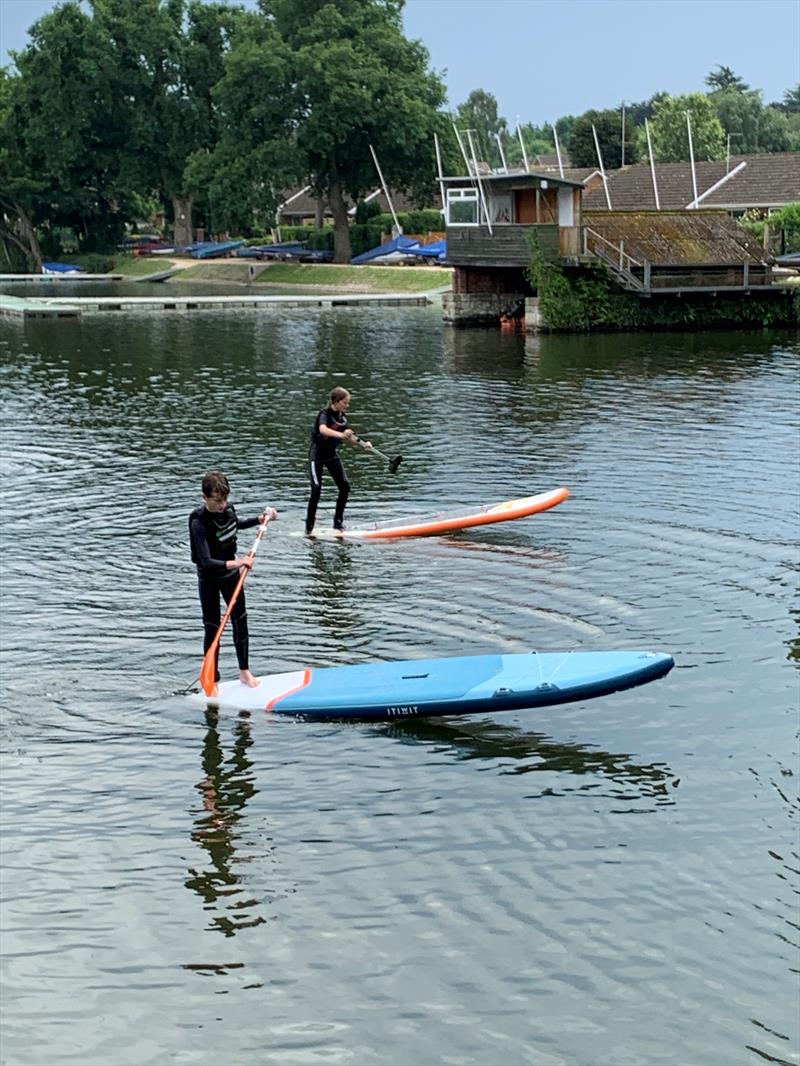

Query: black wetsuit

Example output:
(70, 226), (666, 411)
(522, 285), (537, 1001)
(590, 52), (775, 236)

(189, 504), (259, 682)
(306, 406), (350, 533)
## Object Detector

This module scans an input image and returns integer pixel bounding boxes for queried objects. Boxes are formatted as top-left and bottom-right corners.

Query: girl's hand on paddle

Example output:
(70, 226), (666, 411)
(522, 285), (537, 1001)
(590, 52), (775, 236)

(364, 440), (373, 450)
(342, 428), (354, 440)
(260, 507), (278, 522)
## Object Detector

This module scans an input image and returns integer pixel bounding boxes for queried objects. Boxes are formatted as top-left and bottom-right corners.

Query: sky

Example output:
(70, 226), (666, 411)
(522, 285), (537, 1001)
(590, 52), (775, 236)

(1, 0), (798, 126)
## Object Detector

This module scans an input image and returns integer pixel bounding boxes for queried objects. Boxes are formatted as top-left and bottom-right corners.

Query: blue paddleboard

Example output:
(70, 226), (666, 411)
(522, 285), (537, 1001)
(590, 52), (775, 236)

(193, 650), (674, 720)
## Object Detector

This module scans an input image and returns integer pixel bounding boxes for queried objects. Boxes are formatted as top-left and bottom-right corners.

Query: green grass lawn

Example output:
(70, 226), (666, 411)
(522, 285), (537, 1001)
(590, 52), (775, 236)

(159, 259), (453, 291)
(253, 262), (452, 292)
(112, 256), (173, 276)
(170, 262), (255, 282)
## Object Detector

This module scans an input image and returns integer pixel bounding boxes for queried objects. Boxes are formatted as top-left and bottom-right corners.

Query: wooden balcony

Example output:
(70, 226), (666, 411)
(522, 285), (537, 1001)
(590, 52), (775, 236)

(446, 224), (560, 267)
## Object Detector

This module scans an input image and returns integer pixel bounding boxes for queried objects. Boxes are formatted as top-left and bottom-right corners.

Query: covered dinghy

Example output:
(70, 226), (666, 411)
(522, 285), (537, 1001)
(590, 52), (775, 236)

(406, 239), (447, 263)
(351, 235), (421, 265)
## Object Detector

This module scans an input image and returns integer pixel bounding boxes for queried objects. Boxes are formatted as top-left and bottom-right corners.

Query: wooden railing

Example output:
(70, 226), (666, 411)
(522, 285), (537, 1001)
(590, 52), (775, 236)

(584, 227), (643, 271)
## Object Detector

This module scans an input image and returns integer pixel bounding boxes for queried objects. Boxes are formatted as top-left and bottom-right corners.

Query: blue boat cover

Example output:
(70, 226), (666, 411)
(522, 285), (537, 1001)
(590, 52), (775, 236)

(191, 240), (246, 259)
(351, 235), (421, 265)
(42, 262), (84, 274)
(406, 239), (447, 261)
(236, 242), (307, 259)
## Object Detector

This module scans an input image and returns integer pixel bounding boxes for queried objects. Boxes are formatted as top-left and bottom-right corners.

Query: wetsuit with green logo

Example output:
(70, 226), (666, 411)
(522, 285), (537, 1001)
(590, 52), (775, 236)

(189, 504), (259, 681)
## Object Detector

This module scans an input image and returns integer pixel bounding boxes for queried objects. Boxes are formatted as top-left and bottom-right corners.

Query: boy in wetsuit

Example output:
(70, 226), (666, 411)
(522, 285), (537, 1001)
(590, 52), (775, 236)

(189, 470), (277, 693)
(305, 386), (369, 535)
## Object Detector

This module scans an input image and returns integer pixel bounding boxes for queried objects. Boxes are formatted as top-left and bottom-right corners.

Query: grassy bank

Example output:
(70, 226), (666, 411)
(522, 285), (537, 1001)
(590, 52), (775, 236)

(169, 261), (452, 292)
(254, 263), (452, 292)
(168, 262), (254, 282)
(52, 253), (171, 276)
(112, 256), (172, 276)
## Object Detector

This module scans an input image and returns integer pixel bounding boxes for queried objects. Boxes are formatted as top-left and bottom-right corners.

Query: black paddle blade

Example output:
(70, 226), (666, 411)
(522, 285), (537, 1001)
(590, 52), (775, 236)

(388, 455), (403, 474)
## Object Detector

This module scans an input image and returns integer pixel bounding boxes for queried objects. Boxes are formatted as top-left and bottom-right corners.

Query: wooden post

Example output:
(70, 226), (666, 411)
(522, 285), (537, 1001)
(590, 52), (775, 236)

(644, 260), (651, 292)
(743, 261), (749, 290)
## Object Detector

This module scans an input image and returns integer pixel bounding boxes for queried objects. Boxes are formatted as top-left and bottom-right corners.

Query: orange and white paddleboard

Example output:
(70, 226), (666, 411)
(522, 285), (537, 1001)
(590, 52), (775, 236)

(301, 487), (569, 540)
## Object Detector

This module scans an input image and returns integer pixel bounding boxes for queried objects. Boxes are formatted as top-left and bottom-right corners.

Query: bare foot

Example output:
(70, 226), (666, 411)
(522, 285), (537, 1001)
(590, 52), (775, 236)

(240, 669), (260, 688)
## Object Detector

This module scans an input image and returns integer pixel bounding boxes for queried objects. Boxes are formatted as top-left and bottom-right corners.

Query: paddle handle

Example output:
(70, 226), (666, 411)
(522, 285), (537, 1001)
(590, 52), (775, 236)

(353, 435), (389, 462)
(199, 508), (274, 696)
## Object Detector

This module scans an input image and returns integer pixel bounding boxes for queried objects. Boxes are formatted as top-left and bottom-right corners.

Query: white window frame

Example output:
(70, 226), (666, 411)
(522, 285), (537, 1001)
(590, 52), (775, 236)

(446, 187), (480, 226)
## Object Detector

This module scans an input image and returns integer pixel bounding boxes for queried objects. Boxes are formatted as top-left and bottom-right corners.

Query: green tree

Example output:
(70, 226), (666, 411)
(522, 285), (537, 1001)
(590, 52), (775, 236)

(0, 68), (46, 269)
(89, 0), (252, 245)
(768, 202), (800, 253)
(2, 1), (136, 255)
(184, 23), (300, 235)
(781, 84), (800, 114)
(454, 88), (507, 166)
(705, 65), (749, 92)
(503, 121), (556, 169)
(712, 89), (790, 153)
(262, 0), (447, 262)
(3, 0), (251, 251)
(568, 108), (636, 169)
(642, 92), (725, 162)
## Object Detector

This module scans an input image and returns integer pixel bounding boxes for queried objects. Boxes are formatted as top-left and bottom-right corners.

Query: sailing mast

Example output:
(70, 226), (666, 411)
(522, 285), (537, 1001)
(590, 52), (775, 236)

(368, 144), (402, 235)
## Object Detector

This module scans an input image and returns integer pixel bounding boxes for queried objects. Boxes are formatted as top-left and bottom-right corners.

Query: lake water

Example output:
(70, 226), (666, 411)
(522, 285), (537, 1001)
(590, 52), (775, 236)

(1, 303), (798, 1066)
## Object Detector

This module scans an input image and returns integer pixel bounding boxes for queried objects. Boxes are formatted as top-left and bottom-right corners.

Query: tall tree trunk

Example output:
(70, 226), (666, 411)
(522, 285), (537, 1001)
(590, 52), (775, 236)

(173, 195), (194, 246)
(328, 177), (352, 264)
(0, 200), (43, 271)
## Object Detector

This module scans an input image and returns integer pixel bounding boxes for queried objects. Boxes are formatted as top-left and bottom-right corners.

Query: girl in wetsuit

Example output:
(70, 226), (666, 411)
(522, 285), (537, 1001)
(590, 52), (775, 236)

(305, 386), (359, 535)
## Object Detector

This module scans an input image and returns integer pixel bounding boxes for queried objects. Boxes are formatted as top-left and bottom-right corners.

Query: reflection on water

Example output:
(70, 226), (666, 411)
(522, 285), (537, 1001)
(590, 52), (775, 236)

(378, 716), (677, 800)
(1, 312), (798, 1066)
(186, 708), (265, 938)
(787, 606), (800, 662)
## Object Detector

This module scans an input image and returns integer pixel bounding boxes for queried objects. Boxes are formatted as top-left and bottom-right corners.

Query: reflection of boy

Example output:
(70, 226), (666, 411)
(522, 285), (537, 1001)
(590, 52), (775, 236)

(189, 470), (276, 694)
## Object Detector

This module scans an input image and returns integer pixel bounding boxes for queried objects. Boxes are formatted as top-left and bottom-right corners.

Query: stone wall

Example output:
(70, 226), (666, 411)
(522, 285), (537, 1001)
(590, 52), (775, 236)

(442, 291), (527, 327)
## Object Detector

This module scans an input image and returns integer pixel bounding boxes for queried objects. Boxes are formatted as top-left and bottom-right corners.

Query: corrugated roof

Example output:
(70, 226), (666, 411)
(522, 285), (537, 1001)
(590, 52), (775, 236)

(584, 210), (770, 266)
(582, 152), (800, 211)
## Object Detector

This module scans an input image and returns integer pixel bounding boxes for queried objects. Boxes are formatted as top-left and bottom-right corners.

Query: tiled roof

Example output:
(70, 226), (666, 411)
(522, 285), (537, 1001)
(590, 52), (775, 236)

(584, 210), (770, 266)
(534, 153), (573, 167)
(582, 152), (800, 211)
(536, 165), (601, 183)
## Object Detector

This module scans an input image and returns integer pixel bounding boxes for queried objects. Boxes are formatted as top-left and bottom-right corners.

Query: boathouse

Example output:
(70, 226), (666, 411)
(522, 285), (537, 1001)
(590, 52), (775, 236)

(441, 160), (797, 329)
(441, 169), (584, 325)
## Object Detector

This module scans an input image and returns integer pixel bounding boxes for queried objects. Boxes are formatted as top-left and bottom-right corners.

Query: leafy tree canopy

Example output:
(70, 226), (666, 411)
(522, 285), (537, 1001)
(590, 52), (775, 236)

(4, 1), (136, 252)
(185, 24), (300, 234)
(227, 0), (449, 261)
(711, 89), (790, 154)
(568, 108), (637, 169)
(453, 89), (507, 165)
(705, 65), (750, 93)
(642, 92), (726, 162)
